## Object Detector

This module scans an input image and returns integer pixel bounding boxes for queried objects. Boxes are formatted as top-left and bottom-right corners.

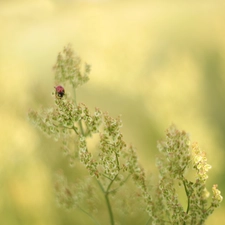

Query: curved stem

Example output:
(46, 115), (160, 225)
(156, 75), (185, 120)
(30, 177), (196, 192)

(183, 179), (190, 214)
(77, 205), (101, 225)
(105, 192), (115, 225)
(182, 177), (192, 225)
(145, 217), (151, 225)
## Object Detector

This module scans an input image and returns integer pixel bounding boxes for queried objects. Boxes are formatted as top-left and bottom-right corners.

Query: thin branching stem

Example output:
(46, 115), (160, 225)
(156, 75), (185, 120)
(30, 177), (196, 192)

(145, 217), (151, 225)
(108, 174), (131, 194)
(96, 179), (105, 193)
(96, 179), (115, 225)
(77, 205), (101, 225)
(183, 178), (190, 214)
(102, 174), (113, 181)
(106, 173), (119, 193)
(182, 178), (190, 225)
(72, 125), (79, 134)
(115, 152), (120, 170)
(73, 84), (84, 135)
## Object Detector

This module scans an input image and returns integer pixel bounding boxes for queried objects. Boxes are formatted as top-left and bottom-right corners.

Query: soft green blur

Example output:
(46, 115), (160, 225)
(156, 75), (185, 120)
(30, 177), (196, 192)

(1, 0), (225, 224)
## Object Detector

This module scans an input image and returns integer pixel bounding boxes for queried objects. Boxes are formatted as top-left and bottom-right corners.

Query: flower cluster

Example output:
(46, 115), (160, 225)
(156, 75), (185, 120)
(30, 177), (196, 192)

(80, 104), (102, 134)
(28, 98), (80, 140)
(156, 124), (191, 179)
(149, 125), (223, 224)
(28, 108), (61, 140)
(211, 184), (223, 208)
(98, 113), (125, 178)
(79, 135), (99, 178)
(53, 44), (90, 88)
(77, 109), (145, 187)
(192, 142), (212, 181)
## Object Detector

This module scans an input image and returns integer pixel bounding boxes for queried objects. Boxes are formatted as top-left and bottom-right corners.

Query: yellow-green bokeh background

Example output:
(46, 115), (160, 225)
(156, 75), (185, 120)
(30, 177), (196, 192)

(1, 0), (225, 224)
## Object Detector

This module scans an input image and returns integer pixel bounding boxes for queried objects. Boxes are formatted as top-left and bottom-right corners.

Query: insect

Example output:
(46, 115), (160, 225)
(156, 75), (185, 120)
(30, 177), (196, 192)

(55, 85), (65, 98)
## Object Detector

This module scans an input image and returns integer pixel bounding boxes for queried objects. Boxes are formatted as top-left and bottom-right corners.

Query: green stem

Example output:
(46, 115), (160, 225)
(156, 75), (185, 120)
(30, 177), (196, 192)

(105, 192), (115, 225)
(78, 120), (85, 136)
(108, 174), (130, 194)
(102, 174), (113, 181)
(105, 174), (120, 225)
(73, 84), (78, 107)
(72, 125), (79, 134)
(107, 174), (118, 192)
(145, 217), (151, 225)
(77, 205), (101, 225)
(115, 152), (120, 171)
(96, 179), (105, 192)
(182, 177), (192, 225)
(97, 179), (115, 225)
(183, 179), (190, 214)
(73, 85), (85, 136)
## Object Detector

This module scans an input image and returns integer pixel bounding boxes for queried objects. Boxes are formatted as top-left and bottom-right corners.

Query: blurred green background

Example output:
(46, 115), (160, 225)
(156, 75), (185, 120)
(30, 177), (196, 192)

(1, 0), (225, 224)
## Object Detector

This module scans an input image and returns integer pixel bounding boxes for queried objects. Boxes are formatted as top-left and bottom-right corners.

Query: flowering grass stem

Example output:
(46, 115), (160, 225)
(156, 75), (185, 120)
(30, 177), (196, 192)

(28, 45), (223, 225)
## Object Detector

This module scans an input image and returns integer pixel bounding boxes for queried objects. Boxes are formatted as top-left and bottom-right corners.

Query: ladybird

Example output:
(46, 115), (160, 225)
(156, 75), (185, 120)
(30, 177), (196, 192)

(55, 85), (65, 98)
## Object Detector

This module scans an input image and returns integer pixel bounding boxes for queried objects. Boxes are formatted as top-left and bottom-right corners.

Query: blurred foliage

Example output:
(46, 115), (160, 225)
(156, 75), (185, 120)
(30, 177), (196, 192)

(0, 0), (225, 224)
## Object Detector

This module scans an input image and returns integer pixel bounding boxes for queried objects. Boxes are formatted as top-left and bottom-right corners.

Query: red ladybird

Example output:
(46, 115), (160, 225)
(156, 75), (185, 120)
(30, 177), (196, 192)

(55, 85), (65, 98)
